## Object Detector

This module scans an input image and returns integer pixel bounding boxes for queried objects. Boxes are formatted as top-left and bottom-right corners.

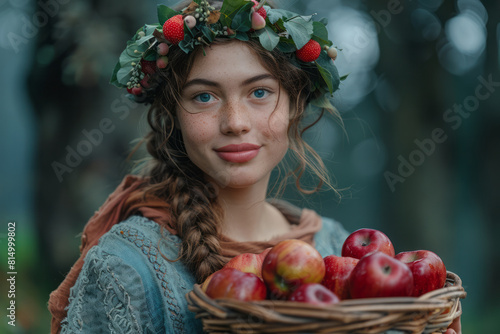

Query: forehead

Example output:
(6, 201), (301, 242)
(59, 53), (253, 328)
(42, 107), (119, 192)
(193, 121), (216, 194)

(187, 41), (272, 81)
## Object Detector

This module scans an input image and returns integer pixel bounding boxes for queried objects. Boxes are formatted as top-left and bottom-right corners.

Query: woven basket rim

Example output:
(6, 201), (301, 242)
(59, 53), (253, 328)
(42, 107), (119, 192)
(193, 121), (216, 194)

(186, 270), (466, 334)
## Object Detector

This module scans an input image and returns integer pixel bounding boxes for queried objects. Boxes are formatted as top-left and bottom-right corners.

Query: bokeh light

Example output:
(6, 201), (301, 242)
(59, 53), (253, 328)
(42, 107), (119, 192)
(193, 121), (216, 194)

(326, 7), (380, 110)
(438, 0), (487, 75)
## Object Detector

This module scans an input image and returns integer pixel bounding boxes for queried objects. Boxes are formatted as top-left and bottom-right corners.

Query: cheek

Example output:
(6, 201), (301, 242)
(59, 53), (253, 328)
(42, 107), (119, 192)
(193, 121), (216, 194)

(179, 118), (213, 150)
(264, 106), (290, 142)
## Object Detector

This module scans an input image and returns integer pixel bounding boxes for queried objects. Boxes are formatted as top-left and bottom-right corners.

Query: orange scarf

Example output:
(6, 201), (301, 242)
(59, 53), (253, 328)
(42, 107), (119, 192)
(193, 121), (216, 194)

(48, 175), (322, 333)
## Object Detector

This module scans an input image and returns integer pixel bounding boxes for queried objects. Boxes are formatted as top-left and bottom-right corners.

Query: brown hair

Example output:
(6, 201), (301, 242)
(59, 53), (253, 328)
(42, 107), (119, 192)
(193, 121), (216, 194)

(134, 36), (339, 282)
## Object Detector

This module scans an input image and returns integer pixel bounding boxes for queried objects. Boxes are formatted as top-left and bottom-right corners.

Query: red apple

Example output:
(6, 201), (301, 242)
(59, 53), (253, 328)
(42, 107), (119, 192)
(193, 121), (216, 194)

(205, 268), (267, 301)
(288, 283), (340, 305)
(262, 239), (325, 300)
(201, 273), (214, 292)
(321, 255), (359, 300)
(201, 248), (271, 291)
(342, 228), (395, 259)
(349, 252), (414, 299)
(395, 250), (447, 296)
(223, 247), (271, 280)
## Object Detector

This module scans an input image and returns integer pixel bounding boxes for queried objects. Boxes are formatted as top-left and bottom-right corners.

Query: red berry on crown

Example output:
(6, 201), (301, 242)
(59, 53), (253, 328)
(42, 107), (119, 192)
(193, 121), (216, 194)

(140, 75), (151, 89)
(163, 14), (185, 45)
(130, 86), (143, 96)
(140, 59), (157, 75)
(251, 0), (267, 19)
(296, 39), (321, 63)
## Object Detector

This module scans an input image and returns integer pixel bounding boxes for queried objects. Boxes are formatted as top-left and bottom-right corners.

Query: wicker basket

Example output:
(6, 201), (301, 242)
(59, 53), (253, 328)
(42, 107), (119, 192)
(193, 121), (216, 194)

(185, 271), (466, 334)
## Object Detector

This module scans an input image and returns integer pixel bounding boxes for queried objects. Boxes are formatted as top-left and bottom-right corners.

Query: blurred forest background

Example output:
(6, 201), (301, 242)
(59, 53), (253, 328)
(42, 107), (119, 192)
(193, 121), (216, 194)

(0, 0), (499, 332)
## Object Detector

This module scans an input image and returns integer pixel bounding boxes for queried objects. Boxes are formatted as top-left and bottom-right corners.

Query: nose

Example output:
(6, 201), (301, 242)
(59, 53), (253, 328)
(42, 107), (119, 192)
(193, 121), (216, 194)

(219, 98), (251, 135)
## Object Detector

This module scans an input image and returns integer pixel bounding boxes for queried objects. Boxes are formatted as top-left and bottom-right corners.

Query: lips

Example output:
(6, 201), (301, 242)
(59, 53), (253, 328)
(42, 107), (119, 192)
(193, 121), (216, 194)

(214, 143), (261, 163)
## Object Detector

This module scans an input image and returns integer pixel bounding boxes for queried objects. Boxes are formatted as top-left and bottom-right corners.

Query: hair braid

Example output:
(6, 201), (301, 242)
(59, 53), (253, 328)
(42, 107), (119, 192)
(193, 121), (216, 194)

(141, 93), (228, 282)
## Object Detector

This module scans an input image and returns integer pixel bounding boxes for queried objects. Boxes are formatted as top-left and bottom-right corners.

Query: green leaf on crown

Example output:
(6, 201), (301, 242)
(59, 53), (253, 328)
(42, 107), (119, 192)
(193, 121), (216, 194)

(118, 51), (135, 67)
(126, 40), (148, 59)
(179, 33), (195, 53)
(112, 41), (138, 87)
(312, 21), (331, 47)
(157, 5), (180, 25)
(134, 24), (159, 46)
(219, 14), (230, 29)
(273, 18), (286, 32)
(119, 43), (143, 69)
(330, 64), (340, 93)
(116, 64), (134, 85)
(231, 2), (253, 32)
(184, 22), (195, 38)
(145, 24), (160, 35)
(110, 61), (123, 87)
(277, 40), (296, 53)
(315, 52), (340, 94)
(136, 34), (155, 46)
(235, 31), (250, 41)
(256, 26), (280, 51)
(143, 51), (157, 61)
(221, 0), (250, 23)
(283, 16), (314, 49)
(267, 8), (299, 24)
(200, 25), (216, 43)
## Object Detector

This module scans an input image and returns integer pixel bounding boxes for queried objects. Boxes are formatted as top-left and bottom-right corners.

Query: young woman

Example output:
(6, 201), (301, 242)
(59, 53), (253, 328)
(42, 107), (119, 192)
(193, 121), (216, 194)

(48, 1), (461, 333)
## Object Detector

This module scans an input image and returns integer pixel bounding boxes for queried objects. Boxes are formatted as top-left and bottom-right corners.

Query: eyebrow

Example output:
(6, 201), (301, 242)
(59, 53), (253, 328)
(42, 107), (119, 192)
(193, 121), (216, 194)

(183, 73), (275, 89)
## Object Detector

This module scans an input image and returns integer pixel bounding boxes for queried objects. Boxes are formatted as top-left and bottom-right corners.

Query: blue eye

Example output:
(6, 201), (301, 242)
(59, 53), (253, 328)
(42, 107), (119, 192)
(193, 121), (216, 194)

(194, 93), (213, 103)
(253, 89), (268, 99)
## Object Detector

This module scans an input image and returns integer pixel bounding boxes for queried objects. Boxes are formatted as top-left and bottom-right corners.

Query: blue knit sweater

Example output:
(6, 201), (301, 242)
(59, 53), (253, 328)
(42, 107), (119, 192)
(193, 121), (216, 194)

(60, 213), (349, 333)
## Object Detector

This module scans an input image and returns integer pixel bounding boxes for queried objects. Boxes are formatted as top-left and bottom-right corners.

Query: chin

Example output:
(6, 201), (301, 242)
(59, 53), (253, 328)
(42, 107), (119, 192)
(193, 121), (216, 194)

(194, 152), (283, 190)
(211, 169), (269, 190)
(221, 176), (264, 190)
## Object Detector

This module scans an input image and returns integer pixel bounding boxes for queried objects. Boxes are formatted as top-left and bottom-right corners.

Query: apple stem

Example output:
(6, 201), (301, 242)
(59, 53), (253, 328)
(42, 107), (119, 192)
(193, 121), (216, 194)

(383, 265), (391, 275)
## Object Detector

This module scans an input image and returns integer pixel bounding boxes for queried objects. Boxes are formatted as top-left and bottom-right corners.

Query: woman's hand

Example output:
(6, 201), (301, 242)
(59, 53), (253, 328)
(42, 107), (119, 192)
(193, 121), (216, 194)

(444, 316), (461, 334)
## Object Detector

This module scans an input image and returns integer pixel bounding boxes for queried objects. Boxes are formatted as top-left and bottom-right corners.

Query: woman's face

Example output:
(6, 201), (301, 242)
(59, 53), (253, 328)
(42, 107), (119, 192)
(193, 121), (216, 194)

(176, 41), (290, 189)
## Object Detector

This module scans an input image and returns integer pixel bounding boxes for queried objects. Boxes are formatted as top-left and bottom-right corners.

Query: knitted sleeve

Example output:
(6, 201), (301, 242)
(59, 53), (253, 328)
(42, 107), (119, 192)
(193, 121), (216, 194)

(315, 216), (350, 257)
(60, 246), (158, 334)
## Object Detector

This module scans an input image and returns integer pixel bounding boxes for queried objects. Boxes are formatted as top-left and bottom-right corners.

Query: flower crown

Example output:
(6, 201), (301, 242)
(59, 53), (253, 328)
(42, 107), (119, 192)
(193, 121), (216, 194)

(110, 0), (345, 108)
